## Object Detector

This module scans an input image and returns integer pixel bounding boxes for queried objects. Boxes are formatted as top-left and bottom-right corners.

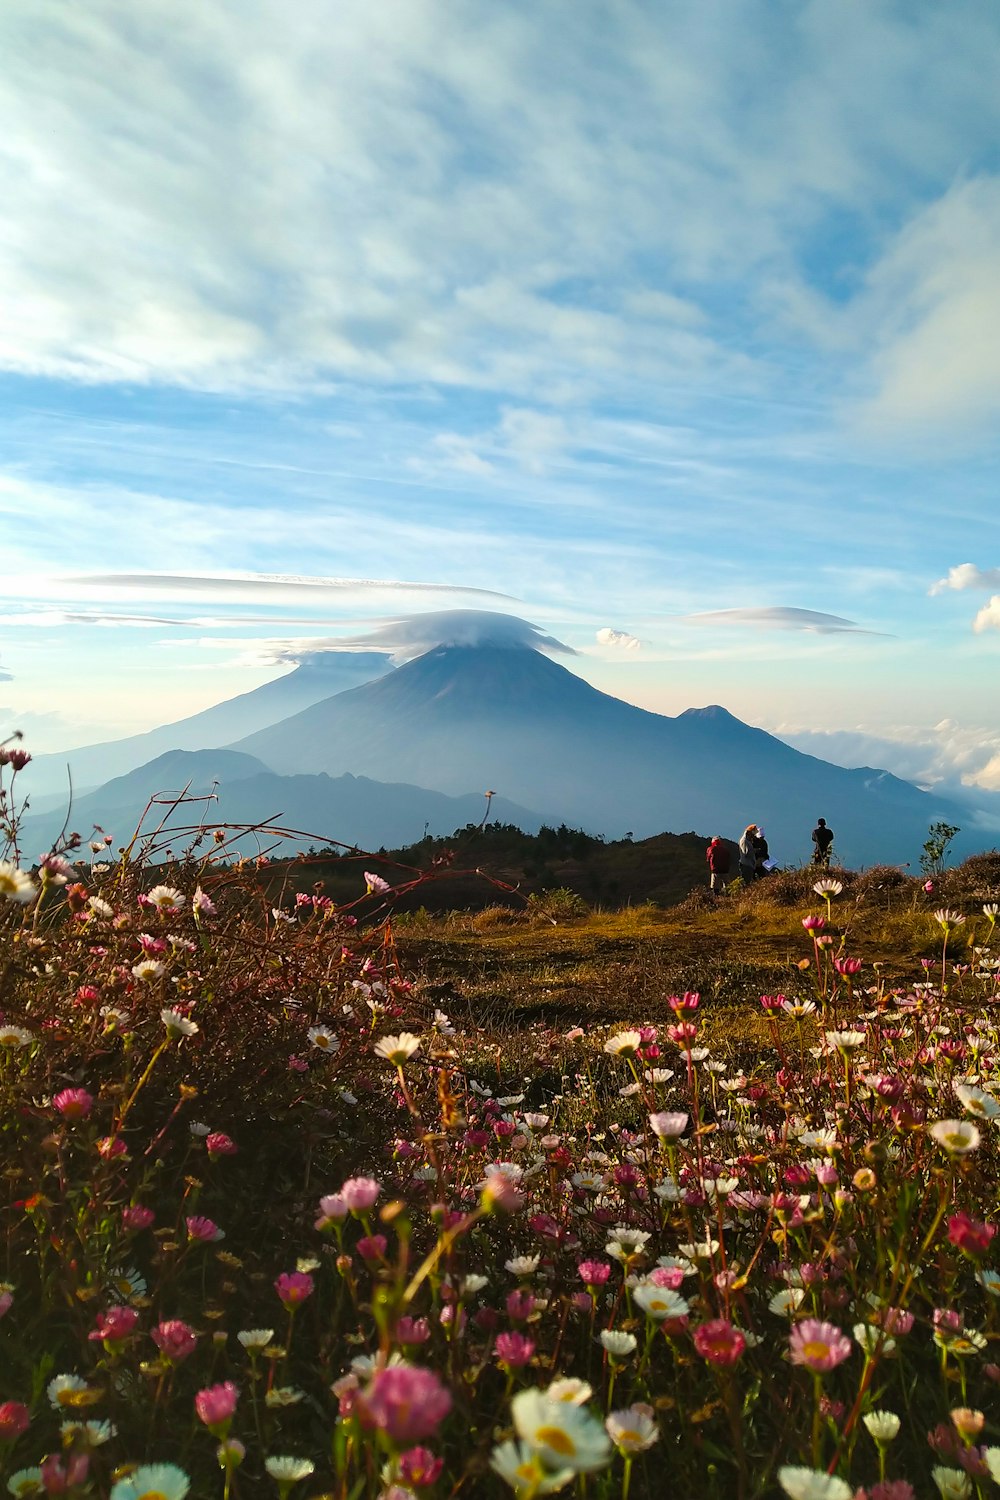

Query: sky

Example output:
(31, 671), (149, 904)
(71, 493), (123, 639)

(2, 0), (1000, 800)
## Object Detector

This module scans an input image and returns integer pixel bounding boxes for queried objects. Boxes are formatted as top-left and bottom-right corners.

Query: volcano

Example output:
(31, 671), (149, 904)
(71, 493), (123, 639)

(231, 640), (963, 867)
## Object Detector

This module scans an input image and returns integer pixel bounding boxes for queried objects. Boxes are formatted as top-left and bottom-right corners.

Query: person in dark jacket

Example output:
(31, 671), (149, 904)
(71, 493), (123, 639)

(706, 836), (731, 893)
(753, 827), (772, 876)
(811, 818), (834, 868)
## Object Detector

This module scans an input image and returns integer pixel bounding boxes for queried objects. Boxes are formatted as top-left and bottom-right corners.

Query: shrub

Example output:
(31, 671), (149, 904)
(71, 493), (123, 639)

(526, 886), (590, 922)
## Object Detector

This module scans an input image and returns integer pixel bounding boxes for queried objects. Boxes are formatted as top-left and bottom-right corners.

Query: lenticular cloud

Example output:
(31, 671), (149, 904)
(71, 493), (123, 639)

(283, 610), (576, 663)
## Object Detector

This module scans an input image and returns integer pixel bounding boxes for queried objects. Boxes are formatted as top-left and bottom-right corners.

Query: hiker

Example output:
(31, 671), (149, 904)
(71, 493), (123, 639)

(706, 836), (731, 893)
(811, 817), (834, 868)
(738, 825), (758, 884)
(754, 826), (773, 876)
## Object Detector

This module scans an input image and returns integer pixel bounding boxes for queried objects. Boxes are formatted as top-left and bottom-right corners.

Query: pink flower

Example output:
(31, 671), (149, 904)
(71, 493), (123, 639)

(878, 1307), (914, 1336)
(195, 1381), (239, 1431)
(789, 1318), (852, 1371)
(506, 1290), (536, 1321)
(495, 1332), (535, 1368)
(186, 1215), (224, 1242)
(89, 1305), (139, 1343)
(364, 871), (391, 894)
(122, 1204), (155, 1231)
(693, 1319), (746, 1366)
(649, 1111), (688, 1139)
(0, 1401), (30, 1440)
(193, 887), (217, 917)
(275, 1271), (314, 1307)
(317, 1193), (348, 1229)
(288, 1055), (309, 1072)
(205, 1132), (238, 1159)
(96, 1136), (127, 1160)
(0, 1291), (12, 1318)
(396, 1316), (431, 1346)
(53, 1088), (93, 1120)
(357, 1234), (388, 1263)
(481, 1171), (525, 1213)
(340, 1176), (382, 1213)
(398, 1447), (444, 1488)
(668, 992), (699, 1017)
(333, 1372), (360, 1417)
(39, 1454), (89, 1493)
(802, 915), (825, 931)
(358, 1365), (452, 1443)
(948, 1212), (996, 1257)
(152, 1319), (198, 1363)
(648, 1265), (686, 1290)
(578, 1260), (612, 1288)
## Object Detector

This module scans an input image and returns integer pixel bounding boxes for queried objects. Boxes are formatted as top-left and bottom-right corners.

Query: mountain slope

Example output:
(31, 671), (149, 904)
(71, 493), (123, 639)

(25, 653), (393, 798)
(232, 644), (967, 867)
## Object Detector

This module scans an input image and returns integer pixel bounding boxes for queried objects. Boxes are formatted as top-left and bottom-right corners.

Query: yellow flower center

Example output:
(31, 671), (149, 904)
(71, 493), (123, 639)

(537, 1426), (576, 1457)
(803, 1340), (830, 1361)
(139, 1491), (169, 1500)
(619, 1428), (641, 1444)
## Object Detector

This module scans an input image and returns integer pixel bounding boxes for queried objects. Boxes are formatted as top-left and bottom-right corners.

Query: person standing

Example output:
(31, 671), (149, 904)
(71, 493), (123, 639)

(738, 825), (758, 884)
(706, 836), (731, 893)
(753, 826), (772, 876)
(811, 818), (834, 868)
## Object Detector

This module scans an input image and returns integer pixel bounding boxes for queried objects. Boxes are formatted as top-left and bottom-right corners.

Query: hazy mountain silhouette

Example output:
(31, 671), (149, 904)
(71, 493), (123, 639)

(232, 642), (967, 867)
(20, 747), (541, 858)
(25, 653), (392, 798)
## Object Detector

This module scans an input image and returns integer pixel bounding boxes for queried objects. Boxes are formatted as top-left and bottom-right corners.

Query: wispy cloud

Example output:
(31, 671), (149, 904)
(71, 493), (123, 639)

(855, 178), (1000, 437)
(63, 571), (513, 602)
(679, 607), (881, 636)
(3, 1), (999, 412)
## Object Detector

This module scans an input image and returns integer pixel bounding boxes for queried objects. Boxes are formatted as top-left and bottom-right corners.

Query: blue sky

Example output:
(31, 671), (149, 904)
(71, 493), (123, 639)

(2, 0), (1000, 795)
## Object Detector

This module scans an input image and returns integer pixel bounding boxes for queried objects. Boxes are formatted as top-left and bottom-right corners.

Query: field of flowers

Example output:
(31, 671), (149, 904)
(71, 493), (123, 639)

(2, 748), (1000, 1499)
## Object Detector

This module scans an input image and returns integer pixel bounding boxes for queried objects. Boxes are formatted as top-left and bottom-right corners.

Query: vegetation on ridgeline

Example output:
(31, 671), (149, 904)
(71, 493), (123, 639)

(2, 743), (1000, 1499)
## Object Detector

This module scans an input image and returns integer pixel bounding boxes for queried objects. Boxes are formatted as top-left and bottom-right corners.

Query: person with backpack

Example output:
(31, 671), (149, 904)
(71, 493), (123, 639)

(706, 836), (731, 894)
(811, 818), (834, 868)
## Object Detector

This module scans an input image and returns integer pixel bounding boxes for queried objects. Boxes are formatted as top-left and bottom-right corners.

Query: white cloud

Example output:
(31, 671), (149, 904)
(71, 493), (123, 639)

(930, 563), (1000, 595)
(596, 627), (640, 651)
(973, 596), (1000, 634)
(680, 607), (877, 635)
(0, 663), (12, 682)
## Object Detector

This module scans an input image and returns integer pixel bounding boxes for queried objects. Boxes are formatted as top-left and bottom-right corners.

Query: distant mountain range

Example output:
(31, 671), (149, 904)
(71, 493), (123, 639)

(19, 747), (542, 858)
(17, 615), (986, 869)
